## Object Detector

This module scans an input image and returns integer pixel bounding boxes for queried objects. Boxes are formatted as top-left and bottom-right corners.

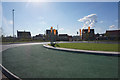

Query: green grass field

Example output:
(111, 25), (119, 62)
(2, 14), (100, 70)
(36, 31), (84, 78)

(52, 43), (119, 52)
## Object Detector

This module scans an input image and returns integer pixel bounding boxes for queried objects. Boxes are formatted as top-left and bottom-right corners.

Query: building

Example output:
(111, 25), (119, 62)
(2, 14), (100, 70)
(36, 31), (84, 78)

(33, 34), (44, 40)
(46, 29), (58, 41)
(95, 33), (107, 40)
(57, 34), (71, 41)
(82, 29), (95, 40)
(46, 29), (58, 36)
(17, 30), (31, 39)
(105, 30), (120, 40)
(2, 36), (16, 42)
(73, 36), (82, 41)
(68, 36), (73, 41)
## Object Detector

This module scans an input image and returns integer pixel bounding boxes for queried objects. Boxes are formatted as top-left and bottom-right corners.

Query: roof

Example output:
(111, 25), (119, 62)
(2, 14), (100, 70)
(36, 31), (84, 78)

(106, 30), (120, 32)
(82, 29), (94, 31)
(106, 30), (120, 35)
(59, 34), (68, 36)
(17, 30), (31, 33)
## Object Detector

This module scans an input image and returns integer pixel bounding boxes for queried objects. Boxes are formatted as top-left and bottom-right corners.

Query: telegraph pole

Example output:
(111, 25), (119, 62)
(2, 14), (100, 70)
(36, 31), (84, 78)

(12, 9), (15, 38)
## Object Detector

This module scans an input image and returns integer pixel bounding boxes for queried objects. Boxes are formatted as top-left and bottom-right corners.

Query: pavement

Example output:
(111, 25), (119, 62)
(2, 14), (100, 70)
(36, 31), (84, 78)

(0, 42), (119, 78)
(1, 42), (50, 52)
(0, 42), (50, 79)
(2, 43), (119, 78)
(43, 44), (120, 56)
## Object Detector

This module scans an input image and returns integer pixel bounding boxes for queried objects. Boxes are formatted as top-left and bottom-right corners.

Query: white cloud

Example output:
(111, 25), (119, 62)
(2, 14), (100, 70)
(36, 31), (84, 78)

(37, 16), (47, 25)
(0, 3), (2, 29)
(0, 2), (2, 36)
(25, 0), (42, 8)
(3, 16), (8, 27)
(59, 28), (64, 31)
(39, 21), (47, 25)
(78, 14), (97, 29)
(38, 16), (44, 20)
(2, 16), (13, 35)
(99, 21), (103, 23)
(109, 25), (116, 28)
(1, 0), (119, 2)
(3, 17), (13, 25)
(25, 0), (31, 8)
(115, 20), (118, 22)
(9, 20), (13, 24)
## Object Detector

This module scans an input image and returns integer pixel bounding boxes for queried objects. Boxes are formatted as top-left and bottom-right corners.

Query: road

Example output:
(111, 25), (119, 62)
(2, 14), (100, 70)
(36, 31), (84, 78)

(0, 42), (50, 79)
(1, 42), (119, 78)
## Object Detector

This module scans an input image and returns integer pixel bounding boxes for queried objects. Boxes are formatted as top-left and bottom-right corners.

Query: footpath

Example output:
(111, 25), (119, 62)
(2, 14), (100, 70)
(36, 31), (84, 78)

(43, 44), (120, 56)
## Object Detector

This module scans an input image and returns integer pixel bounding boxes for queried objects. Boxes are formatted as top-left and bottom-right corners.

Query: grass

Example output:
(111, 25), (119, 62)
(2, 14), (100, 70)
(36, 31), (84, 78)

(49, 43), (119, 52)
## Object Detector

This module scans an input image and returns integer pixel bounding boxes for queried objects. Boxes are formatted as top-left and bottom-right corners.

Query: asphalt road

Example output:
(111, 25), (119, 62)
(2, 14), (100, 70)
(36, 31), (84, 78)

(2, 43), (118, 78)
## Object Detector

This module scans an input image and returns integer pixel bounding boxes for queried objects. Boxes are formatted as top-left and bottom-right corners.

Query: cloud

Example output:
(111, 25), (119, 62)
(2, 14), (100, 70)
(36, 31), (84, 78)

(25, 0), (31, 8)
(59, 28), (64, 31)
(25, 0), (41, 8)
(2, 16), (13, 35)
(0, 2), (2, 36)
(99, 21), (103, 23)
(38, 16), (47, 25)
(115, 20), (118, 22)
(39, 21), (47, 25)
(109, 25), (116, 28)
(78, 14), (97, 29)
(9, 20), (13, 24)
(3, 16), (9, 27)
(3, 17), (13, 25)
(0, 7), (1, 20)
(38, 16), (44, 20)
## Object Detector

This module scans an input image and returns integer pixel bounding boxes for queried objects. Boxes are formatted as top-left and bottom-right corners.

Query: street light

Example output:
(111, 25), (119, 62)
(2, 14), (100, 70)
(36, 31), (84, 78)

(12, 9), (15, 38)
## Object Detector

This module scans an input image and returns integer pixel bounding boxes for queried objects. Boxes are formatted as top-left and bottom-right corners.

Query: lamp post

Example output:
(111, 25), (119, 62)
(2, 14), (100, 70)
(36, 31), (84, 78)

(12, 9), (15, 38)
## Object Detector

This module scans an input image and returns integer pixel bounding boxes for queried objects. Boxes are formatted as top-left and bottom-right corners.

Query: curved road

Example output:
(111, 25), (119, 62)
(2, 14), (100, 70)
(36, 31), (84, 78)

(1, 42), (119, 78)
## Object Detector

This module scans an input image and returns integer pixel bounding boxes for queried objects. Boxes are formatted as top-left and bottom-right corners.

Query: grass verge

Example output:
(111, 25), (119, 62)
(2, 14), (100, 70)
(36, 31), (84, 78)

(49, 43), (119, 52)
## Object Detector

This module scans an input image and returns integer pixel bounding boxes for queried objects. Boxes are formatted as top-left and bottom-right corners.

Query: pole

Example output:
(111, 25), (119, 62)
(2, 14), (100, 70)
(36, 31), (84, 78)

(12, 9), (14, 38)
(57, 25), (58, 32)
(57, 25), (58, 43)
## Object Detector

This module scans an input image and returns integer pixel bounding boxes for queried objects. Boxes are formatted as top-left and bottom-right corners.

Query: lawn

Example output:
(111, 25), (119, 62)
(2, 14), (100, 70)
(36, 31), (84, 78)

(52, 43), (119, 52)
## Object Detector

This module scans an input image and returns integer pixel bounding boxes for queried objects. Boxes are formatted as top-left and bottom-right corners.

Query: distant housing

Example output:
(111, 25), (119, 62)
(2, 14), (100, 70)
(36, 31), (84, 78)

(82, 29), (95, 40)
(17, 30), (31, 39)
(2, 28), (120, 42)
(46, 29), (58, 41)
(106, 30), (120, 40)
(57, 34), (72, 41)
(33, 34), (44, 40)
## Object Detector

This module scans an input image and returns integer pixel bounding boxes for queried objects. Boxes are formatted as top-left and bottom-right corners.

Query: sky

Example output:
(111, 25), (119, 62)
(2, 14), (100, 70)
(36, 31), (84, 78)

(1, 2), (118, 36)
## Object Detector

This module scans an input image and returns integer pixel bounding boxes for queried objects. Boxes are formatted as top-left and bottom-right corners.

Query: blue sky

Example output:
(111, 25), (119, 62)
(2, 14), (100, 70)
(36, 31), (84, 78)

(2, 2), (118, 36)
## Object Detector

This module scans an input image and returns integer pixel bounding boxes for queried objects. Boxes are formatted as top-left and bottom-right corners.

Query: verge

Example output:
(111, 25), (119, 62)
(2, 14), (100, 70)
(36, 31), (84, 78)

(43, 44), (120, 56)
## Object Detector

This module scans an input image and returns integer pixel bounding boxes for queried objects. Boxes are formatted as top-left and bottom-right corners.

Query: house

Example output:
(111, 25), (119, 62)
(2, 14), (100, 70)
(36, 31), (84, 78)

(46, 29), (58, 41)
(82, 29), (95, 40)
(73, 36), (82, 41)
(17, 30), (31, 39)
(106, 30), (120, 40)
(95, 33), (107, 40)
(57, 34), (71, 41)
(33, 34), (44, 40)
